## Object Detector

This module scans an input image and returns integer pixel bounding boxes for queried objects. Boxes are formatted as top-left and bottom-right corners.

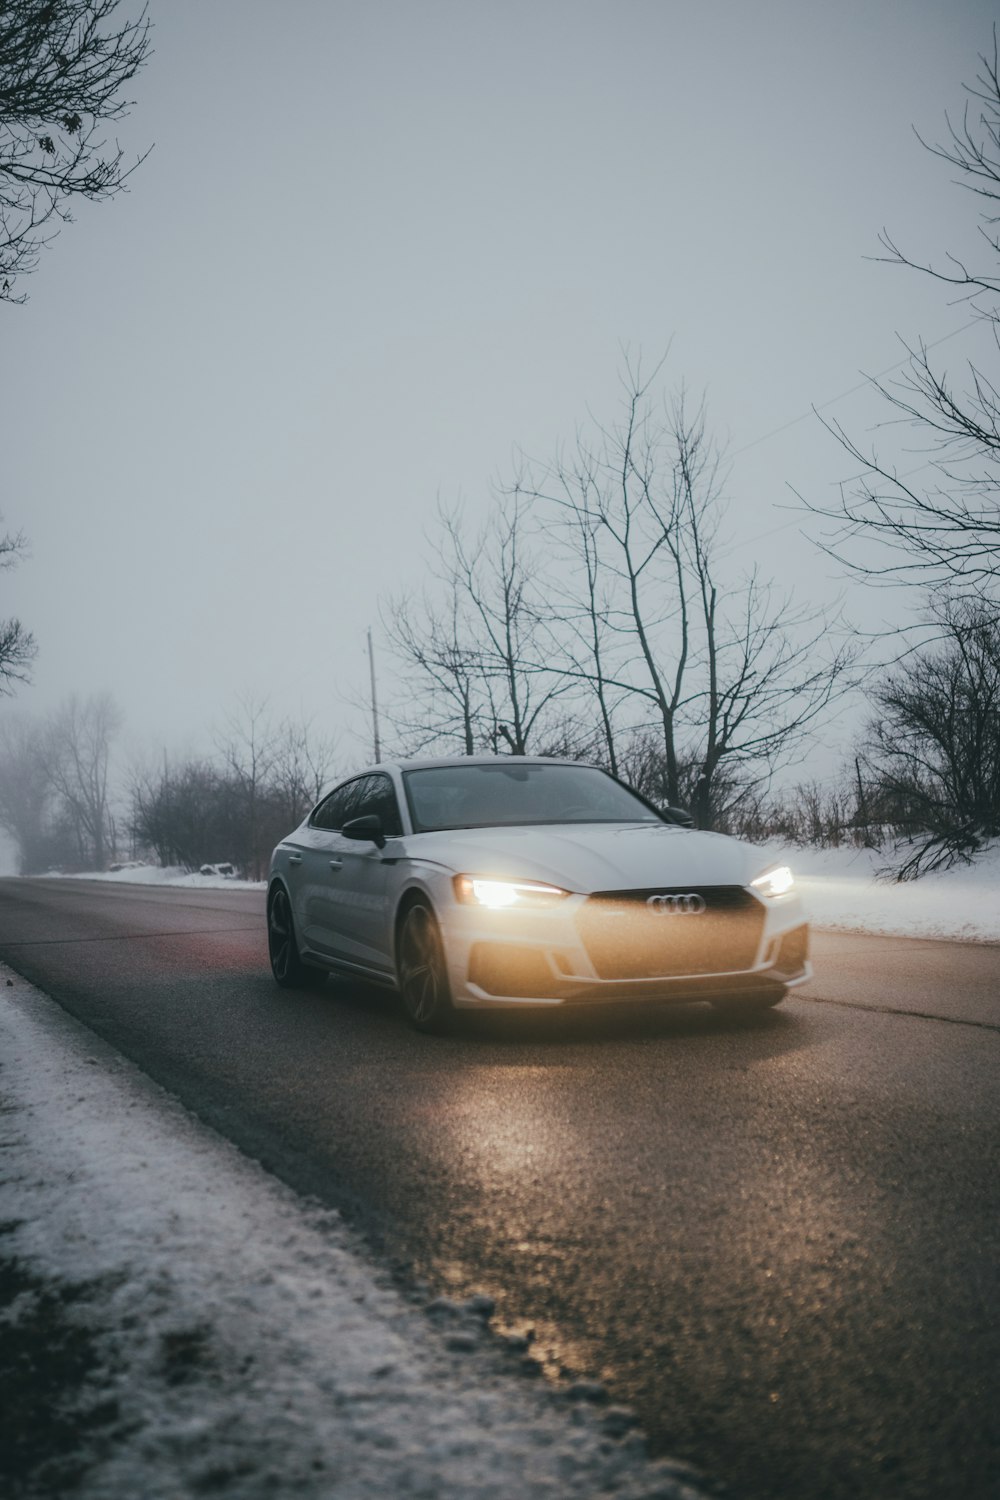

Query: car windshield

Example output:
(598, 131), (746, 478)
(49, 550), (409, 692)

(402, 762), (662, 833)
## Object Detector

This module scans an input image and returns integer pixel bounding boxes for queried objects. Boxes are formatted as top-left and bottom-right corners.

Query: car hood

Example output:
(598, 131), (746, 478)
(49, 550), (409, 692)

(403, 822), (767, 894)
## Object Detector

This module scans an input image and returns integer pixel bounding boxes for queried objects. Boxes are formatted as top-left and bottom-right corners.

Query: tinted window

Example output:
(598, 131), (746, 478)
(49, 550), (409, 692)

(311, 781), (357, 831)
(311, 774), (402, 835)
(351, 773), (403, 836)
(402, 763), (660, 832)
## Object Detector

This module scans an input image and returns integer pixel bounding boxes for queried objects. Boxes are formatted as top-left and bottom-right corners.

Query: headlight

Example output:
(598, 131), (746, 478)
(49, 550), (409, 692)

(751, 864), (795, 898)
(453, 875), (570, 909)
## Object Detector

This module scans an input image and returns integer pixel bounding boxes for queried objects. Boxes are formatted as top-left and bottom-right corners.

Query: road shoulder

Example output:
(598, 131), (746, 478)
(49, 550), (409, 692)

(0, 963), (711, 1500)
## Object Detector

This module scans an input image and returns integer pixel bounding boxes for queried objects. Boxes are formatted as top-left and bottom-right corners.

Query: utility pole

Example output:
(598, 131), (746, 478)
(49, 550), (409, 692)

(367, 627), (381, 763)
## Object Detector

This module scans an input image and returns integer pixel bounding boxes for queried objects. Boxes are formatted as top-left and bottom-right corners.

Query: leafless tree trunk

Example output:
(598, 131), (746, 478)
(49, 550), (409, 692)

(45, 692), (122, 870)
(217, 694), (278, 880)
(0, 714), (51, 871)
(383, 499), (572, 756)
(381, 584), (483, 755)
(444, 498), (571, 754)
(561, 498), (621, 775)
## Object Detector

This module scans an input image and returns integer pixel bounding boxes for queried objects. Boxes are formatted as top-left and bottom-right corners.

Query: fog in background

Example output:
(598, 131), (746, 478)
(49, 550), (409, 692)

(4, 0), (997, 840)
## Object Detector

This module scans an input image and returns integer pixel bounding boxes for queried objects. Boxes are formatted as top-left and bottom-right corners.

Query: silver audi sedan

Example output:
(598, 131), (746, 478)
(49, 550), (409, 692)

(266, 756), (811, 1030)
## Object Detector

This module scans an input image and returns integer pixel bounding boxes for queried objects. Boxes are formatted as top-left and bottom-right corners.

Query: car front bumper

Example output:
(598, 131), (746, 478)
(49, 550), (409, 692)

(440, 887), (810, 1009)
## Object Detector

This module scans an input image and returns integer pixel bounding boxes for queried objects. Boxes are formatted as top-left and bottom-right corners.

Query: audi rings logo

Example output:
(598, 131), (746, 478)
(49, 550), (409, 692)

(646, 892), (707, 915)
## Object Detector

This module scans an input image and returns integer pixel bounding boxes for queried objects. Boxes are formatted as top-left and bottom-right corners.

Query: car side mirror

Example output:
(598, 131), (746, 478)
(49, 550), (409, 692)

(662, 805), (695, 828)
(340, 814), (387, 849)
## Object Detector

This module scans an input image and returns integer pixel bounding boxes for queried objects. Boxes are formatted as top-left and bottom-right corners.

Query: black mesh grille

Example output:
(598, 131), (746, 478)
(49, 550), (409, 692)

(576, 886), (764, 980)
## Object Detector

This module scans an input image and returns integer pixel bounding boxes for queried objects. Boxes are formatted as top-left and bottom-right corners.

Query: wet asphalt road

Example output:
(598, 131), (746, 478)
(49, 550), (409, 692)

(0, 877), (998, 1500)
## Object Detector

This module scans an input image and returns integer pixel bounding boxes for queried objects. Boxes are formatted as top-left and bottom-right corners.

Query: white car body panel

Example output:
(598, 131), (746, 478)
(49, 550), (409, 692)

(268, 757), (811, 1011)
(408, 822), (763, 892)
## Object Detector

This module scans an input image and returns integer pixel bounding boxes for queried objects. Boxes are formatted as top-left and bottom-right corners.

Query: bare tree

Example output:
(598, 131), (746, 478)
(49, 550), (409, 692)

(269, 717), (338, 828)
(0, 523), (35, 691)
(444, 499), (573, 754)
(521, 454), (627, 775)
(381, 582), (483, 755)
(130, 717), (337, 874)
(130, 756), (248, 871)
(45, 691), (122, 869)
(0, 713), (51, 870)
(383, 499), (573, 757)
(859, 599), (1000, 875)
(130, 757), (207, 869)
(0, 0), (151, 301)
(520, 361), (854, 826)
(804, 31), (1000, 600)
(216, 694), (278, 880)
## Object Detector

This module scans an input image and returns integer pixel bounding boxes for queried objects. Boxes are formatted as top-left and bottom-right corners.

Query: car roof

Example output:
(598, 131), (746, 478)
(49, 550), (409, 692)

(381, 755), (595, 773)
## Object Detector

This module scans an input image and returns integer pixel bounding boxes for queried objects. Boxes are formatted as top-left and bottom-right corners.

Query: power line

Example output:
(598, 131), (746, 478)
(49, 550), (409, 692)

(713, 317), (983, 561)
(717, 450), (955, 564)
(731, 318), (979, 459)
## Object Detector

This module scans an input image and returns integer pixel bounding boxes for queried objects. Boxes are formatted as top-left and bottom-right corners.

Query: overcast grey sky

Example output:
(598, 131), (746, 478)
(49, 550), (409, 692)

(4, 0), (998, 777)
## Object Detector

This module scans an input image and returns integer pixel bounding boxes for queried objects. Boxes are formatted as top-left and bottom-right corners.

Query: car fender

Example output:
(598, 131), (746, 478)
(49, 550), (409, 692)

(390, 871), (451, 969)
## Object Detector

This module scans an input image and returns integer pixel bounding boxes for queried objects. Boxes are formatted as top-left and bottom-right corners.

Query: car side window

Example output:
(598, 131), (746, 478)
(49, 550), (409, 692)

(350, 773), (403, 836)
(310, 774), (403, 835)
(310, 781), (356, 831)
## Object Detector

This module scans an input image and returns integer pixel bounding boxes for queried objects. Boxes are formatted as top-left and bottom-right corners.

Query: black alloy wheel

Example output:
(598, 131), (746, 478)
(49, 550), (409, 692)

(398, 901), (453, 1032)
(268, 885), (310, 988)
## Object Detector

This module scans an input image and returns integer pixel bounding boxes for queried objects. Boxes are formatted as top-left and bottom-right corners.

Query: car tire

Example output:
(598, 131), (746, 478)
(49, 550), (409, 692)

(397, 901), (453, 1033)
(711, 985), (786, 1016)
(268, 885), (310, 989)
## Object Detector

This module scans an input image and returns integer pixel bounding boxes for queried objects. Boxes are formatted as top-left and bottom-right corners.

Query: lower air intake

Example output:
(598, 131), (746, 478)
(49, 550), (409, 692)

(576, 886), (764, 980)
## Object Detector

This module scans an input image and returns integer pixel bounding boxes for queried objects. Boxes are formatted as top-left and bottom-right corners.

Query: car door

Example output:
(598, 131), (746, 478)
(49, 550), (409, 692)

(296, 779), (360, 957)
(298, 774), (400, 975)
(323, 773), (402, 973)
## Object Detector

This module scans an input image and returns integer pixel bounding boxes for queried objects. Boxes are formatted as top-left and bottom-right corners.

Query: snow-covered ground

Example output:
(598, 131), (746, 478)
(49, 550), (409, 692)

(49, 862), (268, 890)
(777, 840), (1000, 944)
(0, 965), (711, 1499)
(50, 840), (1000, 943)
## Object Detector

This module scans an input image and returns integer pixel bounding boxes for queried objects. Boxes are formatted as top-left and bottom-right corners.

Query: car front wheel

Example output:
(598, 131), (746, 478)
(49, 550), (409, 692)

(398, 901), (453, 1032)
(268, 885), (310, 989)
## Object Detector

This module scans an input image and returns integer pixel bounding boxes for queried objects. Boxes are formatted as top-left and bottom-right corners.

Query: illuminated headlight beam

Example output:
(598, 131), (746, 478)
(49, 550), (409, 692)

(751, 864), (795, 899)
(454, 875), (570, 909)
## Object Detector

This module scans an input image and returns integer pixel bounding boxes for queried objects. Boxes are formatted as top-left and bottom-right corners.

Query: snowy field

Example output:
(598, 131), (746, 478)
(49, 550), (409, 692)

(52, 839), (1000, 944)
(0, 966), (710, 1499)
(781, 841), (1000, 944)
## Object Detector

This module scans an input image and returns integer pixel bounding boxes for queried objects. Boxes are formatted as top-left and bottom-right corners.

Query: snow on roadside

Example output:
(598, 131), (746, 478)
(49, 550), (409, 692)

(45, 839), (1000, 943)
(0, 967), (710, 1500)
(43, 863), (267, 890)
(769, 840), (1000, 944)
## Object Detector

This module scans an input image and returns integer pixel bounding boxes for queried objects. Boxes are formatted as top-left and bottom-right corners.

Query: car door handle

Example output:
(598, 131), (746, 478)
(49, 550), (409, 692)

(328, 859), (343, 871)
(288, 854), (303, 866)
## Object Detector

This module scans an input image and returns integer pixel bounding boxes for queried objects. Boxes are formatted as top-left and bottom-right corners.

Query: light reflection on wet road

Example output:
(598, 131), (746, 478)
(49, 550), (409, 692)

(1, 878), (997, 1500)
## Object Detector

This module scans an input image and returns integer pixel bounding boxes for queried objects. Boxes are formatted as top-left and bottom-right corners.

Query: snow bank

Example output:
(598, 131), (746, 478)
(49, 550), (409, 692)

(771, 840), (1000, 944)
(0, 967), (710, 1500)
(44, 863), (267, 890)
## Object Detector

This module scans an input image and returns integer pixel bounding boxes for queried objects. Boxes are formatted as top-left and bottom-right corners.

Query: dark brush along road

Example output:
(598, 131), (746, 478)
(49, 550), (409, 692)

(0, 877), (997, 1500)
